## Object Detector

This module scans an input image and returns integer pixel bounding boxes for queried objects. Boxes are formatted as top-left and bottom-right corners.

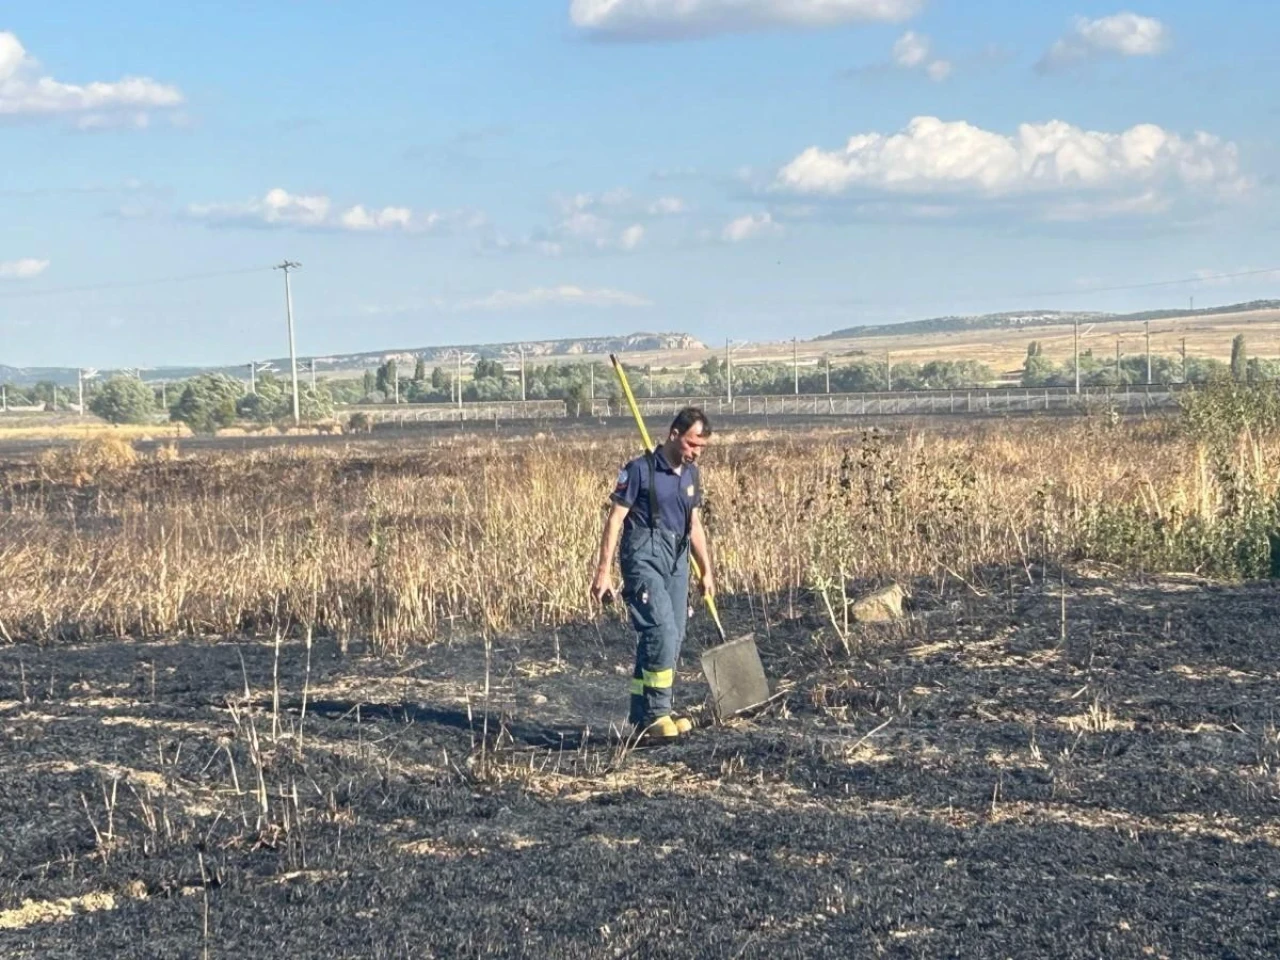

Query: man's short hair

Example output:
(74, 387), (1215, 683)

(670, 406), (712, 439)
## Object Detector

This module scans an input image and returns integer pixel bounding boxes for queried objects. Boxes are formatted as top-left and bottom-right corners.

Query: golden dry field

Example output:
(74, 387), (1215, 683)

(0, 416), (189, 442)
(2, 412), (1277, 649)
(607, 308), (1280, 381)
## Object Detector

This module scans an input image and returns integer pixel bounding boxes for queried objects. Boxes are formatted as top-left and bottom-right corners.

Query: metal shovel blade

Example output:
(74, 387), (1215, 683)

(700, 634), (769, 720)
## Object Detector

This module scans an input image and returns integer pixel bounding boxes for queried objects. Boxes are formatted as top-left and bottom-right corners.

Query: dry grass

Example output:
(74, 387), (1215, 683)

(2, 419), (1278, 649)
(610, 308), (1280, 379)
(0, 419), (188, 441)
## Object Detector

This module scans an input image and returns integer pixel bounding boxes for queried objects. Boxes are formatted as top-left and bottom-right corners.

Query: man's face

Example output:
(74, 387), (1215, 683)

(671, 423), (708, 465)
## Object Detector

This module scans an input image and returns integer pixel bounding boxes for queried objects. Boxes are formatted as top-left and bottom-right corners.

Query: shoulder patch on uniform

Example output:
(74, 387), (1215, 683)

(615, 466), (629, 489)
(686, 484), (696, 498)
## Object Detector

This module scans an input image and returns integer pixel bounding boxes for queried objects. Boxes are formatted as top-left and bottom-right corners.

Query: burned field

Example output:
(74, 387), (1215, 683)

(2, 566), (1278, 959)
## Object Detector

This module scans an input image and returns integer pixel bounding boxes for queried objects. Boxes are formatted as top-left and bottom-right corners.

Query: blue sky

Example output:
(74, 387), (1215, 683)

(2, 1), (1278, 367)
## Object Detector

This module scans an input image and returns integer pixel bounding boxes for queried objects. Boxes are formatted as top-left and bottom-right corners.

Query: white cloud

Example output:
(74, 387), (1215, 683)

(1038, 13), (1171, 72)
(0, 258), (49, 279)
(0, 32), (183, 126)
(722, 212), (783, 242)
(555, 189), (634, 215)
(521, 188), (681, 254)
(561, 211), (611, 238)
(926, 59), (952, 81)
(775, 116), (1248, 217)
(891, 31), (951, 81)
(892, 30), (928, 67)
(648, 196), (688, 215)
(1040, 190), (1170, 222)
(187, 188), (470, 234)
(460, 286), (653, 310)
(341, 205), (419, 232)
(570, 0), (923, 40)
(620, 223), (646, 249)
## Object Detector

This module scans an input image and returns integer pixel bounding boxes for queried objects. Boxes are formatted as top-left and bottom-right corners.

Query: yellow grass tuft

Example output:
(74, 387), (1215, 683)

(37, 435), (139, 486)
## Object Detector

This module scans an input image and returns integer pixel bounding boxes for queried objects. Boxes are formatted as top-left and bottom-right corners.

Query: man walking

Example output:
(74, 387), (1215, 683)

(591, 407), (716, 742)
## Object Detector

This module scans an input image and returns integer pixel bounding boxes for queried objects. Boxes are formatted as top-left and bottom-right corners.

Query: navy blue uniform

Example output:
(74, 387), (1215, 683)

(611, 446), (702, 725)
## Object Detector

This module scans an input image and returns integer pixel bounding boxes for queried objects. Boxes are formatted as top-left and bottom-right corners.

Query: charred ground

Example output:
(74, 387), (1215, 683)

(2, 565), (1278, 958)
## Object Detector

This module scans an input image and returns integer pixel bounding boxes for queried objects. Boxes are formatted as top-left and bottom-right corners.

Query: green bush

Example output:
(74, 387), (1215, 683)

(89, 376), (157, 424)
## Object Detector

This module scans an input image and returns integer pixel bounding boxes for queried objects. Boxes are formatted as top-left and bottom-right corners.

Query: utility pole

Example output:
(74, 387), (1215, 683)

(589, 363), (595, 402)
(77, 368), (97, 418)
(455, 352), (462, 409)
(1073, 319), (1081, 395)
(519, 347), (526, 402)
(648, 366), (654, 398)
(792, 337), (799, 395)
(824, 355), (831, 395)
(885, 352), (892, 391)
(725, 339), (732, 403)
(274, 260), (302, 425)
(1144, 321), (1153, 384)
(723, 339), (748, 404)
(249, 362), (273, 396)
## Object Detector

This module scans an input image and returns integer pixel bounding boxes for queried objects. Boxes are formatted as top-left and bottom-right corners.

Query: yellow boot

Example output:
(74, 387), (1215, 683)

(636, 715), (681, 745)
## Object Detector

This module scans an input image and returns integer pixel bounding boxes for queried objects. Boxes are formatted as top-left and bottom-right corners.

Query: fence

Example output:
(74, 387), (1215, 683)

(350, 384), (1187, 427)
(351, 400), (567, 424)
(590, 384), (1184, 419)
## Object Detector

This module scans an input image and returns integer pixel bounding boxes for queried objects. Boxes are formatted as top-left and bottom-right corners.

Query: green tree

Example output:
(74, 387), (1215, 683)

(89, 376), (156, 424)
(169, 373), (242, 433)
(375, 360), (397, 396)
(362, 369), (375, 395)
(1022, 354), (1061, 387)
(413, 358), (426, 382)
(473, 358), (505, 380)
(236, 372), (285, 422)
(1231, 334), (1248, 382)
(566, 381), (592, 413)
(298, 385), (334, 421)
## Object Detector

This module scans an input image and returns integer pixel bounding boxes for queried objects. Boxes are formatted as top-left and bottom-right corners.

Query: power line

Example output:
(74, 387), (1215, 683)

(0, 265), (274, 300)
(1018, 266), (1280, 300)
(752, 265), (1280, 315)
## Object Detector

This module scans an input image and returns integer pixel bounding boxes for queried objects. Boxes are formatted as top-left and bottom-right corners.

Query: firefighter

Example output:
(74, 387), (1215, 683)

(591, 407), (715, 742)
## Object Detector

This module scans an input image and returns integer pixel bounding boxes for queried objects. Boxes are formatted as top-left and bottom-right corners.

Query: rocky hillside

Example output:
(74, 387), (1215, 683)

(0, 332), (706, 386)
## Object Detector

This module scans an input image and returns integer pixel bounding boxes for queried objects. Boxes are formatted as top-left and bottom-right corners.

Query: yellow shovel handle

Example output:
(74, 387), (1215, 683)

(608, 354), (726, 641)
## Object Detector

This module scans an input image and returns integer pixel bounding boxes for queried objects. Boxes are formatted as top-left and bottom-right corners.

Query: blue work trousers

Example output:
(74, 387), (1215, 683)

(621, 527), (691, 725)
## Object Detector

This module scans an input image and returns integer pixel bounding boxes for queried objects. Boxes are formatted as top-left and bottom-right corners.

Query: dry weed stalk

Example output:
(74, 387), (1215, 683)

(4, 421), (1279, 646)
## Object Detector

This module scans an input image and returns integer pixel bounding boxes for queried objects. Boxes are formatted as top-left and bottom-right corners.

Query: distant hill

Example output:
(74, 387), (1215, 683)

(0, 331), (706, 387)
(819, 300), (1280, 341)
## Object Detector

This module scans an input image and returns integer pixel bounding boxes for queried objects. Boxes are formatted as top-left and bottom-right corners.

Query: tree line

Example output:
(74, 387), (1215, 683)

(1020, 334), (1277, 387)
(2, 338), (1271, 431)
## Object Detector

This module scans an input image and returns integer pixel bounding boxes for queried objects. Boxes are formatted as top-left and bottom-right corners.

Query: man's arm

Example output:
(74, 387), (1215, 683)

(590, 503), (630, 603)
(689, 507), (715, 599)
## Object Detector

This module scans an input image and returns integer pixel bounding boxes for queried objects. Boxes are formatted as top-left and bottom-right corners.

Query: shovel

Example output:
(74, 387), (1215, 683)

(607, 354), (771, 722)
